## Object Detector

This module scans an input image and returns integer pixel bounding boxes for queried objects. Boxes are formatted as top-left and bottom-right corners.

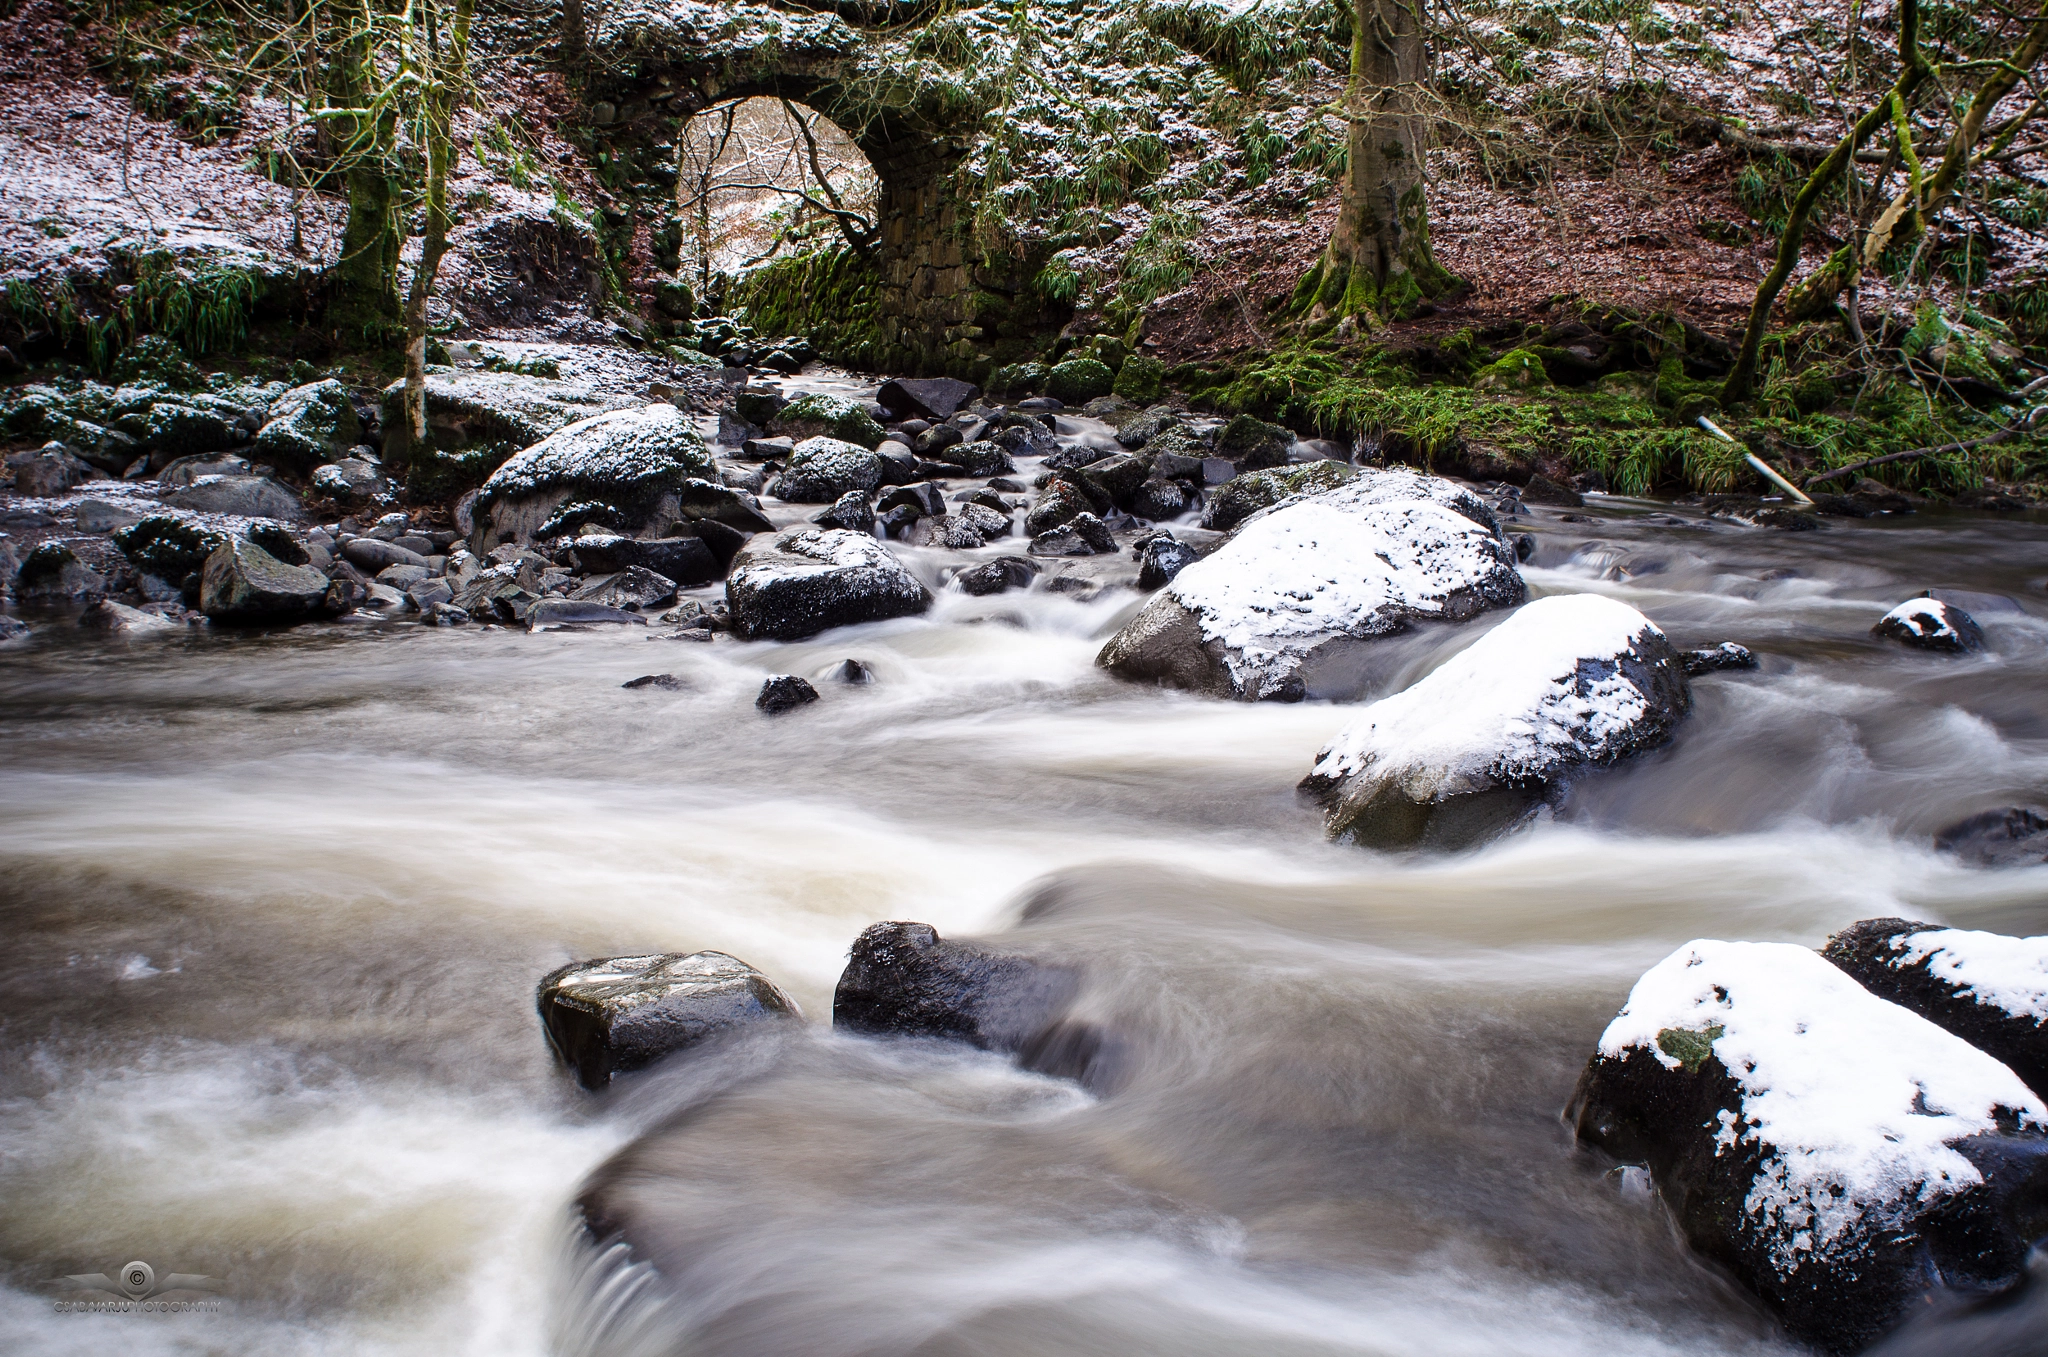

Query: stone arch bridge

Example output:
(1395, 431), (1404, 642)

(579, 1), (1052, 377)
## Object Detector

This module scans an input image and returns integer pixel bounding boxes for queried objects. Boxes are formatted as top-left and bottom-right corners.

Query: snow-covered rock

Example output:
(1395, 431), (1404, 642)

(254, 380), (360, 474)
(768, 392), (886, 450)
(1300, 594), (1689, 848)
(1098, 469), (1524, 702)
(1824, 918), (2048, 1100)
(725, 528), (931, 641)
(539, 951), (800, 1090)
(767, 436), (885, 504)
(1571, 938), (2048, 1353)
(380, 369), (640, 500)
(1872, 596), (1983, 652)
(472, 404), (713, 549)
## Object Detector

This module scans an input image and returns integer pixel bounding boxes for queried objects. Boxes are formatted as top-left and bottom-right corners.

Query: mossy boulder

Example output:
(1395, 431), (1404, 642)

(1112, 354), (1167, 403)
(768, 437), (886, 503)
(382, 370), (638, 501)
(472, 404), (714, 549)
(769, 393), (886, 450)
(255, 380), (361, 474)
(1472, 349), (1552, 393)
(114, 514), (229, 582)
(111, 336), (204, 391)
(1047, 358), (1115, 407)
(988, 362), (1047, 398)
(1202, 460), (1358, 532)
(1215, 413), (1293, 470)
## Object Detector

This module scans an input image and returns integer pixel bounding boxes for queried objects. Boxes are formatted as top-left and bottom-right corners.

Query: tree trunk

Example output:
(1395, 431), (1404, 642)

(329, 0), (402, 339)
(1299, 0), (1454, 327)
(400, 0), (475, 463)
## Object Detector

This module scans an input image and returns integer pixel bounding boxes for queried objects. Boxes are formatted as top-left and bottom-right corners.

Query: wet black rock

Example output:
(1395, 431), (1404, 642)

(832, 921), (1076, 1055)
(342, 537), (430, 574)
(1823, 917), (2048, 1098)
(756, 674), (819, 713)
(571, 534), (720, 587)
(686, 519), (748, 573)
(675, 478), (775, 534)
(811, 490), (876, 534)
(878, 482), (947, 519)
(525, 598), (648, 630)
(876, 505), (919, 540)
(1214, 414), (1292, 470)
(538, 951), (801, 1090)
(199, 537), (344, 626)
(947, 438), (1020, 477)
(835, 658), (874, 684)
(1682, 642), (1758, 675)
(1136, 535), (1199, 590)
(1023, 478), (1093, 536)
(1028, 513), (1115, 557)
(573, 566), (679, 612)
(1078, 453), (1149, 506)
(726, 528), (931, 641)
(953, 556), (1039, 596)
(1521, 474), (1585, 507)
(878, 376), (978, 421)
(1933, 807), (2048, 869)
(913, 424), (963, 459)
(623, 673), (684, 690)
(1873, 596), (1984, 653)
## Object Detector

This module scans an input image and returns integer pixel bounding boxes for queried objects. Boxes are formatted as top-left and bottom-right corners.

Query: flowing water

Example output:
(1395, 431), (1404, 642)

(2, 396), (2047, 1355)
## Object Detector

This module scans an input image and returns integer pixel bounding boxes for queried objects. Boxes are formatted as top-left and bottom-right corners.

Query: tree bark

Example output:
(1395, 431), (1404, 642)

(1721, 0), (1928, 404)
(329, 0), (403, 338)
(1298, 0), (1454, 327)
(400, 0), (475, 462)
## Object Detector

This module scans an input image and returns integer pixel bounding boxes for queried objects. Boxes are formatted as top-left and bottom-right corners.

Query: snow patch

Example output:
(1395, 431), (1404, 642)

(1600, 939), (2047, 1270)
(1896, 929), (2048, 1025)
(479, 403), (710, 503)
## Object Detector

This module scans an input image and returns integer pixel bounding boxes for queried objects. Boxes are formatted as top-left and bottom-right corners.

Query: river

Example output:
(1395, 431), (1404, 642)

(2, 393), (2045, 1355)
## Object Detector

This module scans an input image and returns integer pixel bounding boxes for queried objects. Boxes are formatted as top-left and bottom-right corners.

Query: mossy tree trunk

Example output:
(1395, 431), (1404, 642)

(1299, 0), (1455, 329)
(400, 0), (475, 461)
(327, 0), (403, 340)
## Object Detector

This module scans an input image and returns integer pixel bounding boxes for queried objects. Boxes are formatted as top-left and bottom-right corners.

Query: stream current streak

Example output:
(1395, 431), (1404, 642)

(1, 433), (2045, 1355)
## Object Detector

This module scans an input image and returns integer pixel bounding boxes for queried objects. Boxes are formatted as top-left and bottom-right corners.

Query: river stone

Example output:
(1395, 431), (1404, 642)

(1570, 938), (2048, 1354)
(474, 404), (713, 549)
(538, 951), (800, 1090)
(725, 528), (931, 641)
(987, 422), (1058, 463)
(13, 543), (107, 602)
(1028, 513), (1115, 557)
(114, 515), (226, 581)
(1024, 478), (1094, 536)
(756, 674), (819, 713)
(75, 498), (144, 534)
(878, 376), (978, 421)
(158, 452), (252, 488)
(343, 538), (430, 573)
(1933, 806), (2048, 868)
(675, 478), (775, 534)
(947, 438), (1019, 477)
(1302, 595), (1689, 849)
(1822, 918), (2048, 1100)
(1202, 460), (1359, 532)
(1873, 596), (1983, 652)
(769, 392), (886, 449)
(1101, 470), (1523, 701)
(569, 533), (720, 586)
(574, 566), (679, 612)
(1130, 477), (1194, 521)
(1079, 453), (1149, 506)
(768, 437), (885, 503)
(833, 921), (1077, 1055)
(1045, 358), (1113, 407)
(1682, 641), (1758, 675)
(1136, 535), (1199, 589)
(0, 615), (28, 643)
(1214, 413), (1292, 470)
(164, 475), (307, 522)
(312, 458), (388, 503)
(79, 599), (175, 633)
(9, 444), (97, 497)
(199, 537), (342, 625)
(953, 556), (1039, 596)
(524, 597), (648, 630)
(254, 379), (360, 474)
(811, 489), (876, 534)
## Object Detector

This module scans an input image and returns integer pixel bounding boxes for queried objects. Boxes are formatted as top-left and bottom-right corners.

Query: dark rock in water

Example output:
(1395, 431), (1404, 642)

(914, 424), (964, 458)
(811, 490), (876, 534)
(738, 434), (794, 462)
(726, 528), (931, 641)
(623, 673), (684, 690)
(78, 599), (175, 634)
(525, 597), (648, 630)
(165, 474), (307, 522)
(246, 522), (311, 566)
(875, 504), (919, 540)
(343, 537), (430, 573)
(1136, 535), (1199, 589)
(833, 921), (1077, 1055)
(0, 615), (31, 643)
(1304, 595), (1689, 848)
(948, 438), (1020, 477)
(756, 674), (819, 713)
(1682, 641), (1757, 675)
(878, 376), (978, 421)
(879, 482), (947, 519)
(733, 388), (787, 428)
(420, 601), (469, 626)
(953, 555), (1039, 596)
(14, 543), (108, 602)
(571, 534), (720, 587)
(1570, 938), (2048, 1355)
(1024, 478), (1093, 536)
(574, 566), (679, 612)
(1513, 533), (1536, 562)
(1130, 477), (1194, 521)
(675, 478), (775, 534)
(199, 538), (343, 625)
(1079, 452), (1149, 506)
(1016, 395), (1063, 414)
(1521, 474), (1584, 507)
(768, 436), (885, 503)
(1200, 460), (1357, 532)
(1874, 596), (1983, 652)
(538, 951), (800, 1090)
(1933, 807), (2048, 869)
(1215, 413), (1292, 470)
(684, 519), (746, 573)
(1823, 917), (2048, 1099)
(1029, 512), (1115, 557)
(835, 658), (874, 684)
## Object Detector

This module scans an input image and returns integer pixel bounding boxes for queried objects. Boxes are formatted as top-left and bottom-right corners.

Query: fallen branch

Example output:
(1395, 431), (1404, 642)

(1803, 427), (2020, 486)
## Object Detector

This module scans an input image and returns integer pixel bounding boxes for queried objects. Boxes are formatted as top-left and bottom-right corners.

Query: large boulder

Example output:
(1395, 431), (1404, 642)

(725, 528), (931, 641)
(13, 543), (107, 602)
(164, 475), (307, 521)
(769, 392), (886, 449)
(1098, 470), (1524, 701)
(1202, 460), (1358, 532)
(382, 369), (637, 500)
(767, 437), (886, 504)
(254, 380), (361, 474)
(538, 951), (800, 1090)
(1571, 939), (2048, 1354)
(472, 404), (713, 549)
(1045, 358), (1114, 407)
(878, 376), (978, 421)
(1873, 596), (1984, 652)
(199, 537), (343, 625)
(1301, 594), (1691, 849)
(569, 533), (720, 586)
(114, 515), (227, 582)
(1823, 918), (2048, 1100)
